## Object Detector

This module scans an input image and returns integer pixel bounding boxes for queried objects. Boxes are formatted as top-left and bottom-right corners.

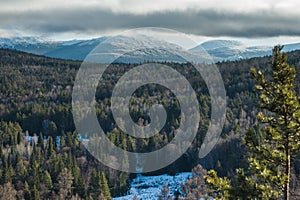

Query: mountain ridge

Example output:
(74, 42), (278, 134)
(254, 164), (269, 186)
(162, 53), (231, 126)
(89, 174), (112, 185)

(1, 37), (300, 63)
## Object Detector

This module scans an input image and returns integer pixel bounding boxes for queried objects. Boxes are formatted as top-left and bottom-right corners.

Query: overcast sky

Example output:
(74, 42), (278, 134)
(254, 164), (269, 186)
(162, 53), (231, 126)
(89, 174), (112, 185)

(1, 0), (300, 45)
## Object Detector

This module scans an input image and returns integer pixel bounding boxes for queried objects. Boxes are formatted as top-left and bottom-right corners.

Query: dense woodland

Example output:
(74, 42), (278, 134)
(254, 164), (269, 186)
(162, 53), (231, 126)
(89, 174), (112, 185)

(0, 47), (300, 199)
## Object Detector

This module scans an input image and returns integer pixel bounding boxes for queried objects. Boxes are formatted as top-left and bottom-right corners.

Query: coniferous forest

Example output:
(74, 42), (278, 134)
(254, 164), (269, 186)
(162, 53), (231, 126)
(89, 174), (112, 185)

(0, 47), (300, 199)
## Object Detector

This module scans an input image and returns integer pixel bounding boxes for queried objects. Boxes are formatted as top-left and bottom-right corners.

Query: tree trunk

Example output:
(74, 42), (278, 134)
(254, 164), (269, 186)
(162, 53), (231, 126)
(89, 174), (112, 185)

(284, 113), (290, 200)
(284, 148), (290, 200)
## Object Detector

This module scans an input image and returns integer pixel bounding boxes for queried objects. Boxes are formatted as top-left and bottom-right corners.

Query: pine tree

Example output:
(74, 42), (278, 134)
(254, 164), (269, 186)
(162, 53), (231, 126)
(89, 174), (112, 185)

(66, 132), (74, 148)
(44, 170), (53, 191)
(16, 159), (27, 181)
(30, 144), (43, 165)
(72, 156), (85, 198)
(60, 132), (66, 148)
(115, 172), (128, 196)
(31, 161), (40, 186)
(15, 151), (21, 166)
(88, 194), (94, 200)
(24, 181), (31, 200)
(73, 131), (79, 147)
(57, 157), (65, 175)
(195, 46), (300, 200)
(38, 132), (44, 150)
(32, 184), (40, 200)
(47, 136), (55, 158)
(1, 160), (11, 184)
(17, 131), (23, 145)
(89, 169), (101, 198)
(49, 153), (59, 178)
(66, 151), (73, 169)
(250, 45), (300, 199)
(76, 174), (86, 199)
(100, 172), (111, 200)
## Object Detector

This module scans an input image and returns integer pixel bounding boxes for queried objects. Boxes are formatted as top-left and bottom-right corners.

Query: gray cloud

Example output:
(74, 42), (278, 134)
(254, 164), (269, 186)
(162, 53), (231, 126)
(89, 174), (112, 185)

(0, 8), (299, 37)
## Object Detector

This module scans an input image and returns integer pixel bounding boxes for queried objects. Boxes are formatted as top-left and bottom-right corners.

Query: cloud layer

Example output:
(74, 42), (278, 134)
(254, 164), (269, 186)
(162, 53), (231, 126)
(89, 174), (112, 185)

(0, 0), (299, 37)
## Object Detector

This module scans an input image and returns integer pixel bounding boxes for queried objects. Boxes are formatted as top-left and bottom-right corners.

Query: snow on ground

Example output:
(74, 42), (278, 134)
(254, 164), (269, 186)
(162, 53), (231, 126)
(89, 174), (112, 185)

(114, 172), (192, 200)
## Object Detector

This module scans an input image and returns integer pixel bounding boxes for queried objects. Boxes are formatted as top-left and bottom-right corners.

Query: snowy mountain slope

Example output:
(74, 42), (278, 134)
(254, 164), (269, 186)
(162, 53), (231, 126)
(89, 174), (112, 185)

(1, 37), (300, 63)
(44, 37), (107, 60)
(189, 39), (300, 62)
(189, 40), (272, 62)
(0, 35), (201, 63)
(282, 42), (300, 52)
(84, 34), (205, 63)
(0, 36), (58, 55)
(191, 40), (244, 51)
(0, 36), (106, 60)
(0, 36), (46, 47)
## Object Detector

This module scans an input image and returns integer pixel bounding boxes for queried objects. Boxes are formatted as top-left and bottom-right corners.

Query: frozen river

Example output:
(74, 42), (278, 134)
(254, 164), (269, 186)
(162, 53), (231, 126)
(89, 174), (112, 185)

(113, 172), (192, 200)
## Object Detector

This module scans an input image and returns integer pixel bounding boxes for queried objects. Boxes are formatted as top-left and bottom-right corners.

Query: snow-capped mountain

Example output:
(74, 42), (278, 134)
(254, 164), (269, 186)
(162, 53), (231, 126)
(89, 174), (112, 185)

(190, 40), (273, 62)
(83, 34), (205, 63)
(0, 35), (201, 63)
(0, 36), (58, 55)
(282, 42), (300, 52)
(1, 36), (300, 63)
(0, 36), (107, 60)
(194, 40), (244, 51)
(190, 39), (300, 62)
(44, 37), (107, 60)
(0, 36), (46, 48)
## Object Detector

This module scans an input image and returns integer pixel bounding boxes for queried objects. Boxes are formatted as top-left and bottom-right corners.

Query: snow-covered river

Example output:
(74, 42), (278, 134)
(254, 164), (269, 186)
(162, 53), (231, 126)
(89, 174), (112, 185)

(114, 172), (192, 200)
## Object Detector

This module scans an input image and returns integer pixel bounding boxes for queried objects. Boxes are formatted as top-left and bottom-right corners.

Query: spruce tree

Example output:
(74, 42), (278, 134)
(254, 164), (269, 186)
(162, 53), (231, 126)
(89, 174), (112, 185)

(100, 172), (111, 200)
(24, 181), (31, 200)
(1, 160), (11, 184)
(16, 159), (27, 181)
(38, 132), (44, 150)
(47, 136), (55, 158)
(44, 170), (53, 191)
(17, 131), (23, 145)
(76, 174), (86, 199)
(60, 132), (66, 148)
(32, 184), (40, 200)
(250, 45), (300, 199)
(89, 169), (101, 198)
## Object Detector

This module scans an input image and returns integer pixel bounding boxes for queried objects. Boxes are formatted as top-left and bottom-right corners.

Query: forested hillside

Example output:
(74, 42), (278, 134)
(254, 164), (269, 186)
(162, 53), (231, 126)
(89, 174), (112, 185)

(1, 48), (300, 199)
